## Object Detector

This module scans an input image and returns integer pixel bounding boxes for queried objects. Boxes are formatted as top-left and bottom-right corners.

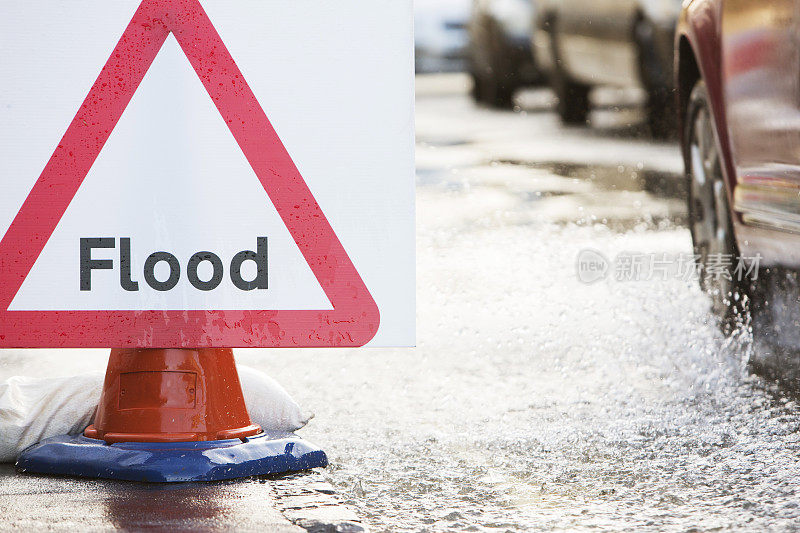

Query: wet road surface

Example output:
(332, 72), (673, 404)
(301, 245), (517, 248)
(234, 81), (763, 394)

(3, 74), (800, 531)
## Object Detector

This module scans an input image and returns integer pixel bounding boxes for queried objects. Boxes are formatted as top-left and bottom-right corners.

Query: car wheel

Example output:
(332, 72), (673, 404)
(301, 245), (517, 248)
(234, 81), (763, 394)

(470, 71), (487, 103)
(483, 77), (516, 109)
(471, 70), (515, 108)
(685, 79), (744, 327)
(548, 23), (590, 125)
(470, 26), (516, 108)
(635, 18), (676, 138)
(553, 74), (590, 125)
(645, 87), (677, 140)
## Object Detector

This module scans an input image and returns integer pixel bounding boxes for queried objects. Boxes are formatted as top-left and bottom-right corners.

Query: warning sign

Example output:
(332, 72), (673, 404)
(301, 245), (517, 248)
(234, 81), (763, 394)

(0, 0), (414, 348)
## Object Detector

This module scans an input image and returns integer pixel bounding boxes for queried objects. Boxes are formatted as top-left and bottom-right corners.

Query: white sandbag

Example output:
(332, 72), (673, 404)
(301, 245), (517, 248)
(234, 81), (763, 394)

(0, 373), (103, 463)
(0, 365), (311, 463)
(238, 365), (314, 432)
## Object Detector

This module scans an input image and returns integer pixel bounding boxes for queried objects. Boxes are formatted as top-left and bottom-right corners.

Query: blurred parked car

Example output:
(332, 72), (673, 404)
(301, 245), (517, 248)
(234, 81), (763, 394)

(416, 0), (471, 73)
(467, 0), (544, 108)
(533, 0), (682, 136)
(677, 0), (800, 332)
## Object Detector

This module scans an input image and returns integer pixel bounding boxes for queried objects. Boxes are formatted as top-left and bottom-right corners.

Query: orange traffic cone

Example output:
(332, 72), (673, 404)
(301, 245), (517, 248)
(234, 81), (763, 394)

(85, 348), (260, 443)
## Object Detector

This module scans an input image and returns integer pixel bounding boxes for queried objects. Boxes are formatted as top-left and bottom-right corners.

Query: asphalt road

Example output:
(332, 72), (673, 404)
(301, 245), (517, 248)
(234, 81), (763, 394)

(3, 74), (800, 532)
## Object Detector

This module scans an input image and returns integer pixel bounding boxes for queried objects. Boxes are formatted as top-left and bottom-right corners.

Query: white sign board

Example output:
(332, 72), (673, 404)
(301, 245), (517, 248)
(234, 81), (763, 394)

(0, 0), (414, 348)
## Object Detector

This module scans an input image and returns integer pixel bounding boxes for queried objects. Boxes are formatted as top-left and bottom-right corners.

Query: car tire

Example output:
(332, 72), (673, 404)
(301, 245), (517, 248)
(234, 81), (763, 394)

(635, 18), (676, 139)
(553, 71), (590, 125)
(548, 22), (590, 125)
(471, 71), (514, 108)
(469, 24), (516, 109)
(470, 71), (487, 103)
(684, 79), (746, 330)
(482, 77), (516, 109)
(645, 87), (677, 140)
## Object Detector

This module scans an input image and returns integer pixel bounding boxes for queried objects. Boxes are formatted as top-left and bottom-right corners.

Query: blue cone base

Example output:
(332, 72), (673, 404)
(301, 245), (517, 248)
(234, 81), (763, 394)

(15, 431), (327, 482)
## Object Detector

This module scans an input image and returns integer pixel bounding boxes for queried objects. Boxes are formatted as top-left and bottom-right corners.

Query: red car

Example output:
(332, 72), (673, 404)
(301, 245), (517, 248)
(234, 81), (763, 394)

(677, 0), (800, 333)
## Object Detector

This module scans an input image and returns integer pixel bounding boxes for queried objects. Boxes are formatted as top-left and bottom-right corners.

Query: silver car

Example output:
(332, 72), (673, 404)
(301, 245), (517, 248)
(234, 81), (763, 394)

(533, 0), (682, 136)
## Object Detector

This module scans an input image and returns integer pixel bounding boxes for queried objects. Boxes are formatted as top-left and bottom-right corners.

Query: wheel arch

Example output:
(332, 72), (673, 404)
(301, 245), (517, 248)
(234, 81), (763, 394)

(677, 35), (702, 154)
(676, 1), (736, 196)
(677, 0), (747, 248)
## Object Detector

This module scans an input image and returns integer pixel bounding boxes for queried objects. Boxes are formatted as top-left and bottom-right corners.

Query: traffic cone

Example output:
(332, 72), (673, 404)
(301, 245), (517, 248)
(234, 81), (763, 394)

(16, 348), (327, 482)
(84, 348), (261, 443)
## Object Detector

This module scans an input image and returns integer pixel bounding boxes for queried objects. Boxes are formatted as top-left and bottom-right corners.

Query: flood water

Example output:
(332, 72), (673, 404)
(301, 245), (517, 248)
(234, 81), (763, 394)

(254, 77), (800, 531)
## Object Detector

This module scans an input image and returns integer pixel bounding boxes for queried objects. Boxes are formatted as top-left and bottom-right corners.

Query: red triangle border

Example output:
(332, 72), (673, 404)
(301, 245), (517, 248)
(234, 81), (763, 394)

(0, 0), (379, 348)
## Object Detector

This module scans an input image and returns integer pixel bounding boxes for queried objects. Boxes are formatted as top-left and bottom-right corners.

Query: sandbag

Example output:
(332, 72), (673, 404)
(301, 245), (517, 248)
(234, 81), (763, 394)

(0, 365), (311, 463)
(238, 365), (313, 433)
(0, 373), (103, 463)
